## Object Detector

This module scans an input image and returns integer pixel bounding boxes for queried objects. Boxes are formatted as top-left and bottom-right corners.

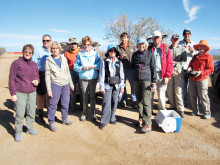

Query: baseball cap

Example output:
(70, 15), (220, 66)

(152, 31), (162, 38)
(171, 34), (180, 39)
(137, 37), (147, 45)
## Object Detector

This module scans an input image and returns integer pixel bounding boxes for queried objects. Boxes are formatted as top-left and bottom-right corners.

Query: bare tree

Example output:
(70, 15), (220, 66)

(104, 13), (173, 45)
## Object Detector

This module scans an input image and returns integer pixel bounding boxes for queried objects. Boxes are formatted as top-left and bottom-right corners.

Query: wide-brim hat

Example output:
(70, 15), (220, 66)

(105, 44), (120, 57)
(193, 40), (210, 52)
(67, 37), (78, 45)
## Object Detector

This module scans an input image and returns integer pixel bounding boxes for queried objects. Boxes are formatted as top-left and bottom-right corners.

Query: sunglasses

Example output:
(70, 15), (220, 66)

(109, 49), (116, 53)
(71, 43), (78, 45)
(43, 40), (51, 42)
(83, 44), (90, 46)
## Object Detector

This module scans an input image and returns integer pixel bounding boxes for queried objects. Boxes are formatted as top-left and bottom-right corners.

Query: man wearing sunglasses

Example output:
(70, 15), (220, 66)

(32, 34), (52, 123)
(64, 37), (82, 111)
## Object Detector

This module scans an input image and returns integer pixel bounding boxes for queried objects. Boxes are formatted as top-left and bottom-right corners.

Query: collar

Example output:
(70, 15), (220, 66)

(42, 46), (50, 52)
(106, 56), (118, 62)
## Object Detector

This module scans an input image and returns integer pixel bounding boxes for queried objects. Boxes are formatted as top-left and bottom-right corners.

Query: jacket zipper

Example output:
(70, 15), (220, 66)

(139, 54), (143, 81)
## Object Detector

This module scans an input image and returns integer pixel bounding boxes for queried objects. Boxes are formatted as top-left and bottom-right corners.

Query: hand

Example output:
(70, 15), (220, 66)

(120, 88), (124, 94)
(89, 65), (95, 69)
(32, 80), (39, 86)
(188, 45), (194, 52)
(82, 66), (89, 70)
(163, 78), (169, 85)
(11, 95), (17, 102)
(195, 71), (201, 77)
(71, 86), (74, 91)
(100, 90), (105, 94)
(187, 67), (192, 72)
(120, 54), (126, 59)
(47, 90), (53, 97)
(151, 83), (157, 92)
(173, 71), (178, 76)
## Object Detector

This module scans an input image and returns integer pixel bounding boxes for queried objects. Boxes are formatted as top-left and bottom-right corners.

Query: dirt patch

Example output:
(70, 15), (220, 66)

(0, 54), (220, 165)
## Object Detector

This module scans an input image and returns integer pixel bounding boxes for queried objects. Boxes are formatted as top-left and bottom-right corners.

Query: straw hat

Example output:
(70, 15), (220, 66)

(193, 40), (210, 51)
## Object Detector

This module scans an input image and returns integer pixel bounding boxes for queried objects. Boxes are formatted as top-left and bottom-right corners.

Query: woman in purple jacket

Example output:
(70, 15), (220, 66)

(9, 44), (39, 142)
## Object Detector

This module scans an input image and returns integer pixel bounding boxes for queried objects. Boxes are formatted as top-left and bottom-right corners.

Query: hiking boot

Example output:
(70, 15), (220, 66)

(132, 101), (137, 109)
(118, 101), (125, 107)
(99, 123), (106, 130)
(179, 111), (185, 118)
(80, 115), (87, 121)
(204, 114), (211, 119)
(110, 121), (117, 125)
(49, 123), (57, 132)
(62, 119), (73, 125)
(26, 129), (38, 135)
(191, 110), (199, 116)
(141, 125), (152, 133)
(15, 133), (22, 142)
(91, 115), (97, 121)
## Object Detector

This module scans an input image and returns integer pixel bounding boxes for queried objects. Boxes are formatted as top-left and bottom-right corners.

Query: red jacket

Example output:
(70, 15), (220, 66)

(64, 47), (82, 70)
(148, 43), (173, 79)
(188, 52), (214, 81)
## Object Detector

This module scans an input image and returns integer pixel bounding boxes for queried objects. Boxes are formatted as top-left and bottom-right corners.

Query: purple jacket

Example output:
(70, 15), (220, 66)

(9, 57), (39, 96)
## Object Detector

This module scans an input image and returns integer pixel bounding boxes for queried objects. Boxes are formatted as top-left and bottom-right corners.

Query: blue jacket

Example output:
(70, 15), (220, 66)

(32, 46), (51, 71)
(74, 49), (101, 80)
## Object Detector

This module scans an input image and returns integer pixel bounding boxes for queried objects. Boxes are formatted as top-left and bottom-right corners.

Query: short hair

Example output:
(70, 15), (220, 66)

(22, 44), (34, 54)
(120, 32), (130, 39)
(82, 36), (93, 45)
(42, 34), (52, 40)
(50, 41), (62, 54)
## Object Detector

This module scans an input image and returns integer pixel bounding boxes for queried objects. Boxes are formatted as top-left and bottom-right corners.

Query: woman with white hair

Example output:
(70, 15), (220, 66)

(132, 37), (156, 133)
(45, 41), (74, 131)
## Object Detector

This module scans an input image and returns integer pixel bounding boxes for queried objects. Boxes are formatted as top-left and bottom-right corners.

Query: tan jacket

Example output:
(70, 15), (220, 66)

(117, 42), (136, 69)
(45, 54), (74, 91)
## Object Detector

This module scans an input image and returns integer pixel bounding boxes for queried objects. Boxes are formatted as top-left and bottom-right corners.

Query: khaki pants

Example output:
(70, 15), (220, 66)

(14, 91), (36, 134)
(134, 81), (152, 126)
(152, 72), (167, 110)
(167, 71), (185, 112)
(189, 78), (211, 115)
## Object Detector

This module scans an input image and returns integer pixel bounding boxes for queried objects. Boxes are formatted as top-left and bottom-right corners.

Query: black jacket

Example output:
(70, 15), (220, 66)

(132, 49), (156, 83)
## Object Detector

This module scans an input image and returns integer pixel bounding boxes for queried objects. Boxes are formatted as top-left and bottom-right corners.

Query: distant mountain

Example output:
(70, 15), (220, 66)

(209, 49), (220, 56)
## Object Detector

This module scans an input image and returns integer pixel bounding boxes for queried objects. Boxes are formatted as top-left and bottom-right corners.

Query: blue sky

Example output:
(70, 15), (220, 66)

(0, 0), (220, 52)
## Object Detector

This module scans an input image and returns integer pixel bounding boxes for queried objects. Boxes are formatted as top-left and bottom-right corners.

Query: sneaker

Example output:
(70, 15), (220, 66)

(191, 110), (199, 116)
(26, 129), (38, 135)
(49, 123), (57, 132)
(179, 111), (185, 118)
(62, 119), (73, 125)
(134, 119), (143, 127)
(204, 114), (211, 119)
(80, 115), (87, 121)
(141, 125), (152, 133)
(15, 133), (22, 142)
(99, 123), (106, 130)
(111, 121), (117, 125)
(91, 115), (97, 121)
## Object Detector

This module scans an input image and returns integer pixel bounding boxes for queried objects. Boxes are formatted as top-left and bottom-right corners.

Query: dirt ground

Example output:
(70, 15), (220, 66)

(0, 53), (220, 165)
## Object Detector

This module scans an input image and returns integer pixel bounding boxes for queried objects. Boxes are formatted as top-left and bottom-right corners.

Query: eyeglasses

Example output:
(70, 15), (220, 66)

(83, 44), (90, 46)
(43, 40), (51, 42)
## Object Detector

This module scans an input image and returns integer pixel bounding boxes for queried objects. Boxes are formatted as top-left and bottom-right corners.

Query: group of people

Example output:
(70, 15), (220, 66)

(8, 28), (214, 142)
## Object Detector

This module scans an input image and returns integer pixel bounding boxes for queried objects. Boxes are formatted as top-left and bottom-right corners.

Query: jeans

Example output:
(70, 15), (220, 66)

(121, 69), (136, 103)
(101, 86), (120, 124)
